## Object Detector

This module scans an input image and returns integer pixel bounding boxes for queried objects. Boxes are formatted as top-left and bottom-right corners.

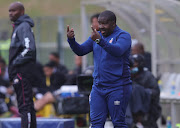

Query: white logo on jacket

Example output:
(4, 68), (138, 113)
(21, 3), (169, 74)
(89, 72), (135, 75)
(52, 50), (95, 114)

(21, 37), (30, 57)
(12, 33), (16, 38)
(114, 100), (120, 105)
(109, 38), (113, 43)
(25, 37), (30, 48)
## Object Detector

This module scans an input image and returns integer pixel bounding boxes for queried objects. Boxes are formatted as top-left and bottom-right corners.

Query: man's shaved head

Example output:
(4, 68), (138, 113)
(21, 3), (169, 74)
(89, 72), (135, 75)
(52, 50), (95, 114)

(131, 42), (145, 55)
(99, 10), (116, 23)
(9, 2), (25, 22)
(10, 2), (25, 11)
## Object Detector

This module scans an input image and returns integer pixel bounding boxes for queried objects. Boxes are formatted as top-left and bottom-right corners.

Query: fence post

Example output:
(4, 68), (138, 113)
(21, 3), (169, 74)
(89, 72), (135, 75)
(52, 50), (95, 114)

(35, 17), (41, 60)
(151, 0), (157, 77)
(81, 3), (88, 71)
(58, 16), (65, 64)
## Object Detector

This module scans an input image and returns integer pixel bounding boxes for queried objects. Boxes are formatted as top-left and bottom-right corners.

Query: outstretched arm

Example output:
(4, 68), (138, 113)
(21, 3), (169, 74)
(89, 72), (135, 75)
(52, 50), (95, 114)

(67, 25), (93, 56)
(34, 92), (55, 111)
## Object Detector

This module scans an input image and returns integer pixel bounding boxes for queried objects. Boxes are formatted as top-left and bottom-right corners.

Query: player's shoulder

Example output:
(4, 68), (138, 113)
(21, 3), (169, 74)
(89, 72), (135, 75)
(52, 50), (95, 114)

(116, 26), (131, 38)
(18, 22), (31, 30)
(120, 30), (131, 38)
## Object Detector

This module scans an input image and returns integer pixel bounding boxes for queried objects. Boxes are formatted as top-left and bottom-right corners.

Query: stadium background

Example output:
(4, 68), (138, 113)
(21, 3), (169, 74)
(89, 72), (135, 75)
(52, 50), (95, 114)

(0, 0), (180, 74)
(0, 0), (180, 127)
(0, 0), (180, 75)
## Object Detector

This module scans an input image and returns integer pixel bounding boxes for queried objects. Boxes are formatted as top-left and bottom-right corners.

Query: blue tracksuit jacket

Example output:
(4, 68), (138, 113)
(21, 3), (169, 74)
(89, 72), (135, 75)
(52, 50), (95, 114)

(68, 26), (132, 88)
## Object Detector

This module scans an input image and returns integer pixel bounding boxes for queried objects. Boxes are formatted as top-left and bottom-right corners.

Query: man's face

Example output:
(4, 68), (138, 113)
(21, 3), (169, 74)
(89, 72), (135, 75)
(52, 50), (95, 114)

(131, 46), (139, 55)
(98, 16), (115, 37)
(49, 55), (59, 64)
(91, 17), (99, 31)
(130, 62), (139, 78)
(131, 45), (144, 55)
(130, 62), (138, 70)
(9, 4), (23, 22)
(43, 66), (53, 77)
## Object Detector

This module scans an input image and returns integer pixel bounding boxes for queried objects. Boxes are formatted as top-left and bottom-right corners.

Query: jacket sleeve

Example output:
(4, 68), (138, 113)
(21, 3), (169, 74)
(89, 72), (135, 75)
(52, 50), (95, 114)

(67, 37), (93, 56)
(13, 23), (36, 66)
(98, 32), (131, 57)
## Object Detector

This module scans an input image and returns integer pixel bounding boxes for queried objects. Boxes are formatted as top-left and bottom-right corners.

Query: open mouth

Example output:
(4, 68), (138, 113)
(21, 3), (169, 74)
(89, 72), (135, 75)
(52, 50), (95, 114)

(101, 30), (106, 35)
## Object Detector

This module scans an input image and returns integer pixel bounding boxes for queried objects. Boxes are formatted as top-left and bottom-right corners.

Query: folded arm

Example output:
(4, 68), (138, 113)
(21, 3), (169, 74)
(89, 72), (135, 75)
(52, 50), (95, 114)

(98, 32), (131, 57)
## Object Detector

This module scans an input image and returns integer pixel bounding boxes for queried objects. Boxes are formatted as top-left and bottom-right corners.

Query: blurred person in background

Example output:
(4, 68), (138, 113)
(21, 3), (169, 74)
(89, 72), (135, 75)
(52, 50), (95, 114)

(34, 61), (66, 111)
(0, 59), (9, 81)
(43, 61), (66, 92)
(49, 52), (68, 75)
(0, 31), (11, 65)
(34, 63), (93, 112)
(129, 54), (161, 128)
(131, 42), (151, 72)
(34, 91), (55, 112)
(65, 55), (82, 85)
(0, 58), (12, 115)
(31, 61), (46, 97)
(74, 55), (82, 75)
(67, 10), (132, 127)
(91, 13), (100, 31)
(0, 58), (18, 117)
(8, 2), (37, 128)
(69, 55), (82, 76)
(127, 83), (151, 128)
(32, 61), (45, 88)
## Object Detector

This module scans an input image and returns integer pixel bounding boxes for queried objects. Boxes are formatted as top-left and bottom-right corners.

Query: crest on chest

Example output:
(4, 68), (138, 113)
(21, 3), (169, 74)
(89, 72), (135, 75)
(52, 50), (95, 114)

(109, 38), (113, 43)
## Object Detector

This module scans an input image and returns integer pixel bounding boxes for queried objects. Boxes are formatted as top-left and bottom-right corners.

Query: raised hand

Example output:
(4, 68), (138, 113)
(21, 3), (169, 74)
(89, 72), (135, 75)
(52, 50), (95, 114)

(91, 25), (101, 41)
(67, 25), (75, 39)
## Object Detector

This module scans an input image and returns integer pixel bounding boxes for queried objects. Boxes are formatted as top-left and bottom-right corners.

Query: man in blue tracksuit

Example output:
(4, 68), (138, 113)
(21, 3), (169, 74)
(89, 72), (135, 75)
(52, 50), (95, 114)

(67, 10), (132, 128)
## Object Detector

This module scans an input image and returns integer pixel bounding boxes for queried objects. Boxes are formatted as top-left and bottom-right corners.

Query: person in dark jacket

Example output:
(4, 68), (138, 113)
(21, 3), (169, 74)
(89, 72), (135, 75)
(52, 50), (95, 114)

(131, 42), (152, 71)
(8, 2), (37, 128)
(0, 58), (9, 82)
(126, 83), (151, 128)
(43, 62), (66, 92)
(129, 54), (161, 128)
(67, 10), (132, 127)
(65, 55), (82, 85)
(34, 62), (66, 111)
(0, 69), (11, 114)
(49, 52), (68, 75)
